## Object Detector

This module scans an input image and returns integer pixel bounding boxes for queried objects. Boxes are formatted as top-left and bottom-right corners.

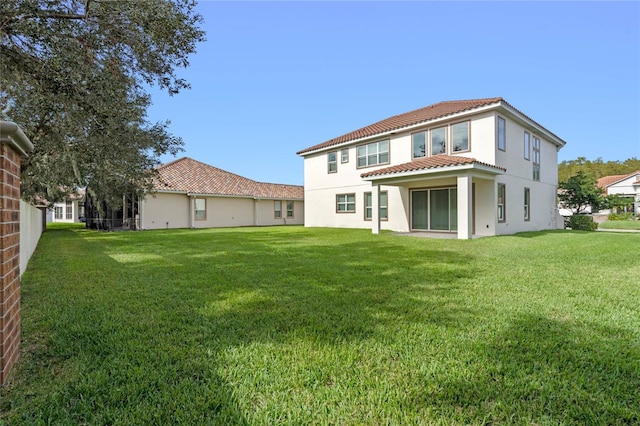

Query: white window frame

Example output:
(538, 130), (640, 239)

(532, 136), (541, 181)
(451, 121), (470, 153)
(524, 187), (530, 221)
(498, 183), (506, 223)
(524, 131), (531, 161)
(286, 201), (294, 218)
(412, 131), (426, 159)
(497, 116), (506, 151)
(328, 151), (337, 173)
(274, 200), (282, 218)
(195, 198), (206, 221)
(357, 140), (389, 168)
(341, 148), (349, 163)
(336, 193), (356, 213)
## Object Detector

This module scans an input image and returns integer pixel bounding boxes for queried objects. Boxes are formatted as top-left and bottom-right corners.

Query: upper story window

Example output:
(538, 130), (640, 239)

(327, 151), (337, 173)
(412, 132), (426, 158)
(452, 121), (470, 153)
(195, 198), (206, 220)
(497, 116), (506, 151)
(341, 149), (349, 163)
(532, 136), (541, 181)
(431, 127), (447, 155)
(357, 140), (389, 168)
(524, 131), (531, 160)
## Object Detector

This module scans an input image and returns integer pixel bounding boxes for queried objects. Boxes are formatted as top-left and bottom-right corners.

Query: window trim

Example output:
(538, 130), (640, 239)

(412, 131), (427, 159)
(195, 198), (207, 221)
(430, 126), (447, 156)
(341, 148), (349, 164)
(356, 140), (390, 169)
(363, 191), (388, 221)
(532, 136), (541, 181)
(336, 193), (356, 213)
(451, 121), (471, 154)
(497, 116), (506, 152)
(327, 151), (337, 174)
(274, 200), (282, 219)
(65, 200), (73, 220)
(524, 187), (530, 221)
(524, 131), (531, 161)
(286, 201), (294, 218)
(497, 183), (506, 223)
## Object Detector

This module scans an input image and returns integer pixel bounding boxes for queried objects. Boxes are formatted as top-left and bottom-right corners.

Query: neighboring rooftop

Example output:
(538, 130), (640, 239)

(596, 171), (640, 192)
(297, 97), (565, 155)
(154, 157), (304, 200)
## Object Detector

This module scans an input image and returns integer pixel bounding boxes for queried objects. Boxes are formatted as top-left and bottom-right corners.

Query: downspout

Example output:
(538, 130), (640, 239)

(189, 195), (195, 228)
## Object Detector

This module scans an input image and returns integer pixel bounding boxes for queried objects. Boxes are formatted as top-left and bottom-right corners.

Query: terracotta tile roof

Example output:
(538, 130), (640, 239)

(360, 155), (506, 178)
(154, 157), (303, 200)
(298, 97), (508, 155)
(596, 171), (640, 189)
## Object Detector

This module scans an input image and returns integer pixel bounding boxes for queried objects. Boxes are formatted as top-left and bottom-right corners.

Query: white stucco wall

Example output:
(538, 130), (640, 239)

(141, 192), (304, 230)
(301, 106), (563, 236)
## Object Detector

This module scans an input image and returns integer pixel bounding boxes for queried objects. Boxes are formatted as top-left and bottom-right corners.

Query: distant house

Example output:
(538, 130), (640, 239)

(596, 171), (640, 215)
(139, 157), (304, 230)
(50, 189), (85, 223)
(297, 97), (567, 239)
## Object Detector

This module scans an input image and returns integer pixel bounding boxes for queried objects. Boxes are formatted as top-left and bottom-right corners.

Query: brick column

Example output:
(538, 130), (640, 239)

(0, 121), (33, 386)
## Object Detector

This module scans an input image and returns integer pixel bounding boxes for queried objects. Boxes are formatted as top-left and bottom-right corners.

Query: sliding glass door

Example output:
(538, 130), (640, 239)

(411, 188), (458, 232)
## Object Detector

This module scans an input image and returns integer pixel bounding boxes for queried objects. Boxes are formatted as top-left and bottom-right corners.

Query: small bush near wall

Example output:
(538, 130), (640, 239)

(607, 212), (635, 221)
(569, 215), (598, 231)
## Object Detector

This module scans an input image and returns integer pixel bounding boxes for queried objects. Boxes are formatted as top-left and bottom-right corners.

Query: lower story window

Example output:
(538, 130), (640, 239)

(274, 200), (282, 218)
(498, 183), (506, 223)
(54, 206), (63, 220)
(365, 191), (389, 221)
(65, 201), (73, 220)
(524, 187), (530, 221)
(336, 193), (355, 213)
(286, 201), (294, 218)
(195, 198), (206, 220)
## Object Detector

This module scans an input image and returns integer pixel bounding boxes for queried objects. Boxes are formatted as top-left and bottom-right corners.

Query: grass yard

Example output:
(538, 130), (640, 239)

(2, 225), (639, 425)
(599, 220), (640, 230)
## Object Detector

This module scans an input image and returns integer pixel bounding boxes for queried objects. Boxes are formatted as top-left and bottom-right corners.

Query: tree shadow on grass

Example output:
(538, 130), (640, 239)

(407, 314), (640, 424)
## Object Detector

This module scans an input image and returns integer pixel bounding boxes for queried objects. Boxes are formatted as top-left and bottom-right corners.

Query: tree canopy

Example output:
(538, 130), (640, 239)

(558, 171), (605, 214)
(558, 157), (640, 182)
(1, 0), (205, 205)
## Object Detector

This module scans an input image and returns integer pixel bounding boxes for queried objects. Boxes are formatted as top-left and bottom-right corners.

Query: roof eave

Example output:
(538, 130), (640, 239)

(362, 162), (505, 182)
(297, 102), (504, 157)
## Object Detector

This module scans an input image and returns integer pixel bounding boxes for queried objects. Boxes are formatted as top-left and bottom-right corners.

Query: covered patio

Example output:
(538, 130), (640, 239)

(361, 155), (505, 240)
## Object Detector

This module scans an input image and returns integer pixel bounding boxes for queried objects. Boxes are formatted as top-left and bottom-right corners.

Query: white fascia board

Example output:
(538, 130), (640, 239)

(299, 103), (502, 157)
(362, 162), (504, 183)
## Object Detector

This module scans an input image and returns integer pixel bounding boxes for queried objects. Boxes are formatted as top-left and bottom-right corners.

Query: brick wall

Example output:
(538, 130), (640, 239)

(0, 143), (22, 385)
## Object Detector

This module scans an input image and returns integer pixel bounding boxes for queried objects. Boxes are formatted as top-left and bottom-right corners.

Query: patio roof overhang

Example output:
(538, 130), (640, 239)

(361, 155), (505, 185)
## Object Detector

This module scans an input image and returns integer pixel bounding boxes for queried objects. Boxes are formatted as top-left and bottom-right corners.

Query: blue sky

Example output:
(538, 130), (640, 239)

(147, 1), (640, 186)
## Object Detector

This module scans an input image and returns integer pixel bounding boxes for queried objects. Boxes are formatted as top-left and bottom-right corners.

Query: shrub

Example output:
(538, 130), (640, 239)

(569, 215), (598, 231)
(608, 212), (634, 221)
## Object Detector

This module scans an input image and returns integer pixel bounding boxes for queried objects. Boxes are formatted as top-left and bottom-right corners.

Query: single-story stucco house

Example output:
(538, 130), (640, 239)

(139, 157), (304, 230)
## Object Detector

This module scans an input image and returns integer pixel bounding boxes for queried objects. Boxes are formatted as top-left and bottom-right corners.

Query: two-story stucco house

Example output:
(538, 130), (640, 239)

(297, 97), (567, 239)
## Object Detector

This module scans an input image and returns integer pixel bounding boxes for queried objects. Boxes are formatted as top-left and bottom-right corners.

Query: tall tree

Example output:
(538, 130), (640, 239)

(1, 0), (205, 204)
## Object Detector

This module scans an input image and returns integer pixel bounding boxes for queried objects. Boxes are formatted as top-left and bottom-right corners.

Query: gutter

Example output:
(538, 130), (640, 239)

(0, 120), (34, 157)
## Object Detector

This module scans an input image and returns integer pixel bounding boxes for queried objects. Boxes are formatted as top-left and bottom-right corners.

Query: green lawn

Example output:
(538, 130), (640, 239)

(2, 225), (639, 425)
(600, 220), (640, 230)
